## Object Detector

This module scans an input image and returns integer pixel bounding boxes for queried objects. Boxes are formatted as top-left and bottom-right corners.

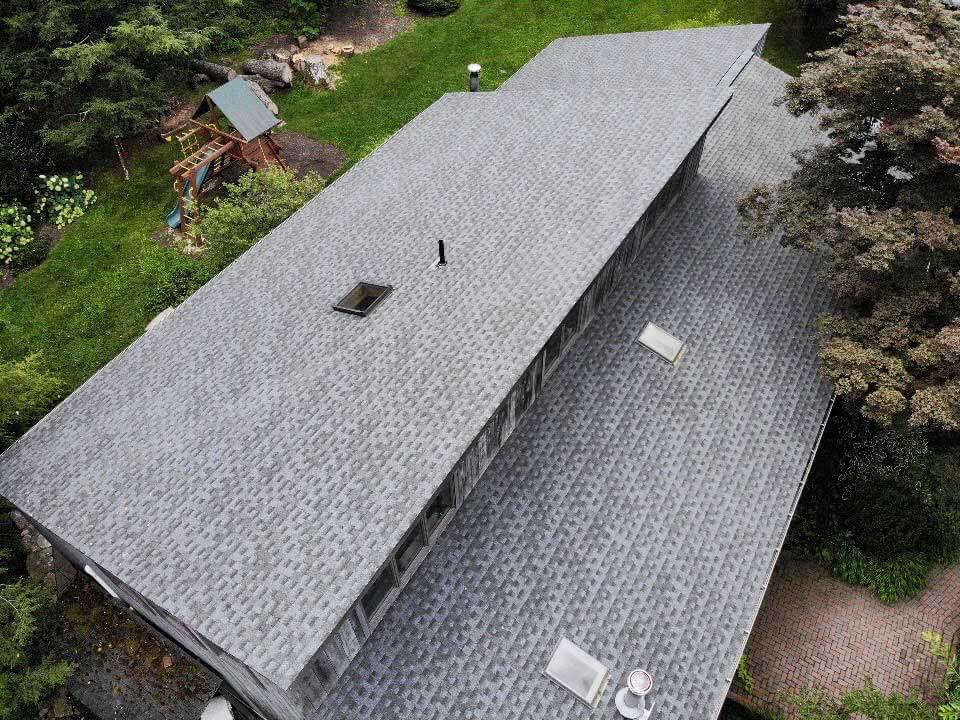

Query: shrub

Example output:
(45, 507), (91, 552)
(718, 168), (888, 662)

(34, 174), (96, 230)
(0, 204), (34, 267)
(816, 542), (929, 603)
(800, 411), (960, 563)
(736, 654), (756, 696)
(407, 0), (460, 16)
(925, 631), (960, 720)
(149, 259), (219, 314)
(0, 354), (64, 450)
(195, 168), (324, 265)
(791, 682), (932, 720)
(0, 575), (74, 720)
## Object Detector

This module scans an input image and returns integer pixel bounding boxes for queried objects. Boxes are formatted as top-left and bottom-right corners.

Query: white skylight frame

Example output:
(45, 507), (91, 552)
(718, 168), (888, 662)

(543, 637), (610, 708)
(637, 322), (686, 366)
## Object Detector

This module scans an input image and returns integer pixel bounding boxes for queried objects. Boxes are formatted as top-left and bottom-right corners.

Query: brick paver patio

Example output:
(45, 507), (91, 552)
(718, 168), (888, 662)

(730, 555), (960, 716)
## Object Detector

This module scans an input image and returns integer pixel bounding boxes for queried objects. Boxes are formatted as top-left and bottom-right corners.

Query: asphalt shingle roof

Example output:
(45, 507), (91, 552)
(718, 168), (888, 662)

(309, 56), (830, 720)
(501, 24), (770, 92)
(0, 85), (731, 688)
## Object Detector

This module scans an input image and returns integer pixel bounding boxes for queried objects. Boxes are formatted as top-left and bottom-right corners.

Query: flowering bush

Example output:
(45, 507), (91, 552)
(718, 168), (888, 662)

(35, 173), (96, 229)
(0, 203), (34, 266)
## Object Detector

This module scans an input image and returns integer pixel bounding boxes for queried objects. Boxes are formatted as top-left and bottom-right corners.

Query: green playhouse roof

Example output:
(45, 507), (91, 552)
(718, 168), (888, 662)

(197, 77), (280, 142)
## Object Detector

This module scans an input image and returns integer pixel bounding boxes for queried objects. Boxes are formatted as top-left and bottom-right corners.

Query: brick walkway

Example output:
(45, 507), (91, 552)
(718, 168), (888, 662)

(730, 556), (960, 716)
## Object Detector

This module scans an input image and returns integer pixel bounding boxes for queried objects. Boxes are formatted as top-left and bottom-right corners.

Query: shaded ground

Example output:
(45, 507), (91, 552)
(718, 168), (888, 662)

(273, 131), (349, 177)
(251, 0), (413, 72)
(55, 579), (219, 720)
(730, 555), (960, 717)
(305, 0), (414, 69)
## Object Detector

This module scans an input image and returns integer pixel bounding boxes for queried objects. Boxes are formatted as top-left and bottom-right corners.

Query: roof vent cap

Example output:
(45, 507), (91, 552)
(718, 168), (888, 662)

(616, 669), (656, 720)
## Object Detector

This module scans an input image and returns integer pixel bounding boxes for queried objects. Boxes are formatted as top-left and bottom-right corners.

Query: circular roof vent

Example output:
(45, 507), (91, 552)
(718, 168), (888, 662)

(628, 669), (653, 695)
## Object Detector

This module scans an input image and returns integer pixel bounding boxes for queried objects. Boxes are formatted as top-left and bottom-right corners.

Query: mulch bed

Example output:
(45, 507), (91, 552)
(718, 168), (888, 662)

(273, 131), (348, 178)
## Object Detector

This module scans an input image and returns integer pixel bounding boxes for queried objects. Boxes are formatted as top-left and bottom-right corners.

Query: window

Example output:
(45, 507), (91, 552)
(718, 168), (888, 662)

(543, 638), (610, 708)
(637, 322), (686, 366)
(424, 479), (454, 537)
(360, 564), (396, 619)
(333, 282), (392, 317)
(395, 524), (425, 577)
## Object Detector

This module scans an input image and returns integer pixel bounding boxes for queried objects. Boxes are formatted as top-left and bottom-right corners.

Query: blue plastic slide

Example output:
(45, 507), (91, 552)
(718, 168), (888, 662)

(166, 156), (214, 229)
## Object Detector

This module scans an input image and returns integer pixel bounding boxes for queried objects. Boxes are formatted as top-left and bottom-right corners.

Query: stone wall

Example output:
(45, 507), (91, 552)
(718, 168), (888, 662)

(11, 510), (76, 594)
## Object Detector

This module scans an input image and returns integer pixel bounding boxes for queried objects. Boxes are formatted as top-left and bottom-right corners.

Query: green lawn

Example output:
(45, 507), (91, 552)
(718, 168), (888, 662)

(0, 0), (825, 394)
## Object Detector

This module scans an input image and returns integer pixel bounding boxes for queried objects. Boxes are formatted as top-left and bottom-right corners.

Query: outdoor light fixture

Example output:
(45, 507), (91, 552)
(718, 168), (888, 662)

(615, 669), (655, 719)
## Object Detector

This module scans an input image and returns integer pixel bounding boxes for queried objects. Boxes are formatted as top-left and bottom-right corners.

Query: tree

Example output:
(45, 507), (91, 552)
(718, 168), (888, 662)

(0, 355), (64, 451)
(738, 0), (960, 431)
(0, 563), (73, 719)
(195, 168), (325, 263)
(44, 6), (213, 156)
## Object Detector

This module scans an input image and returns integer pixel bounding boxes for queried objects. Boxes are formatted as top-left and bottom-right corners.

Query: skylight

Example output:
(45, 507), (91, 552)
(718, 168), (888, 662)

(544, 638), (610, 708)
(333, 282), (392, 317)
(637, 322), (686, 366)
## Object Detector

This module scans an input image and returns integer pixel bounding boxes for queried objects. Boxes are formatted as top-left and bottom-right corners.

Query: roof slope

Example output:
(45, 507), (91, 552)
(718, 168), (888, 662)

(310, 57), (830, 720)
(0, 86), (729, 688)
(201, 78), (280, 141)
(501, 23), (769, 93)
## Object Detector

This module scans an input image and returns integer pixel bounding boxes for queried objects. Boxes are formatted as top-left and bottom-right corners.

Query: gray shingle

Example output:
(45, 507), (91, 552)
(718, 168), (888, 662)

(0, 86), (730, 689)
(308, 57), (830, 720)
(500, 24), (770, 93)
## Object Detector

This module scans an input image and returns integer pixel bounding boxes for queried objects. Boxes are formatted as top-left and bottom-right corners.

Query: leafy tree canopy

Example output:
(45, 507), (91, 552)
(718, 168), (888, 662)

(739, 0), (960, 430)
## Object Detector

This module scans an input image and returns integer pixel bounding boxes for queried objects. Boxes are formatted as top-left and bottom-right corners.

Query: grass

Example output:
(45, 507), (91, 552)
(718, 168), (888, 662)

(0, 0), (827, 398)
(279, 0), (822, 160)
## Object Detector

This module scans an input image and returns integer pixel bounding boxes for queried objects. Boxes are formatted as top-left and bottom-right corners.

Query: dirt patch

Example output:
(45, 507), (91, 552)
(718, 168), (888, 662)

(254, 1), (414, 69)
(314, 0), (413, 57)
(158, 95), (200, 137)
(273, 131), (348, 177)
(38, 223), (65, 253)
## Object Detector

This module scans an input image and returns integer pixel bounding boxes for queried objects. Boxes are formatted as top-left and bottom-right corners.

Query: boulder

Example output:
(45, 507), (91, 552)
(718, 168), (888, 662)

(271, 49), (291, 63)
